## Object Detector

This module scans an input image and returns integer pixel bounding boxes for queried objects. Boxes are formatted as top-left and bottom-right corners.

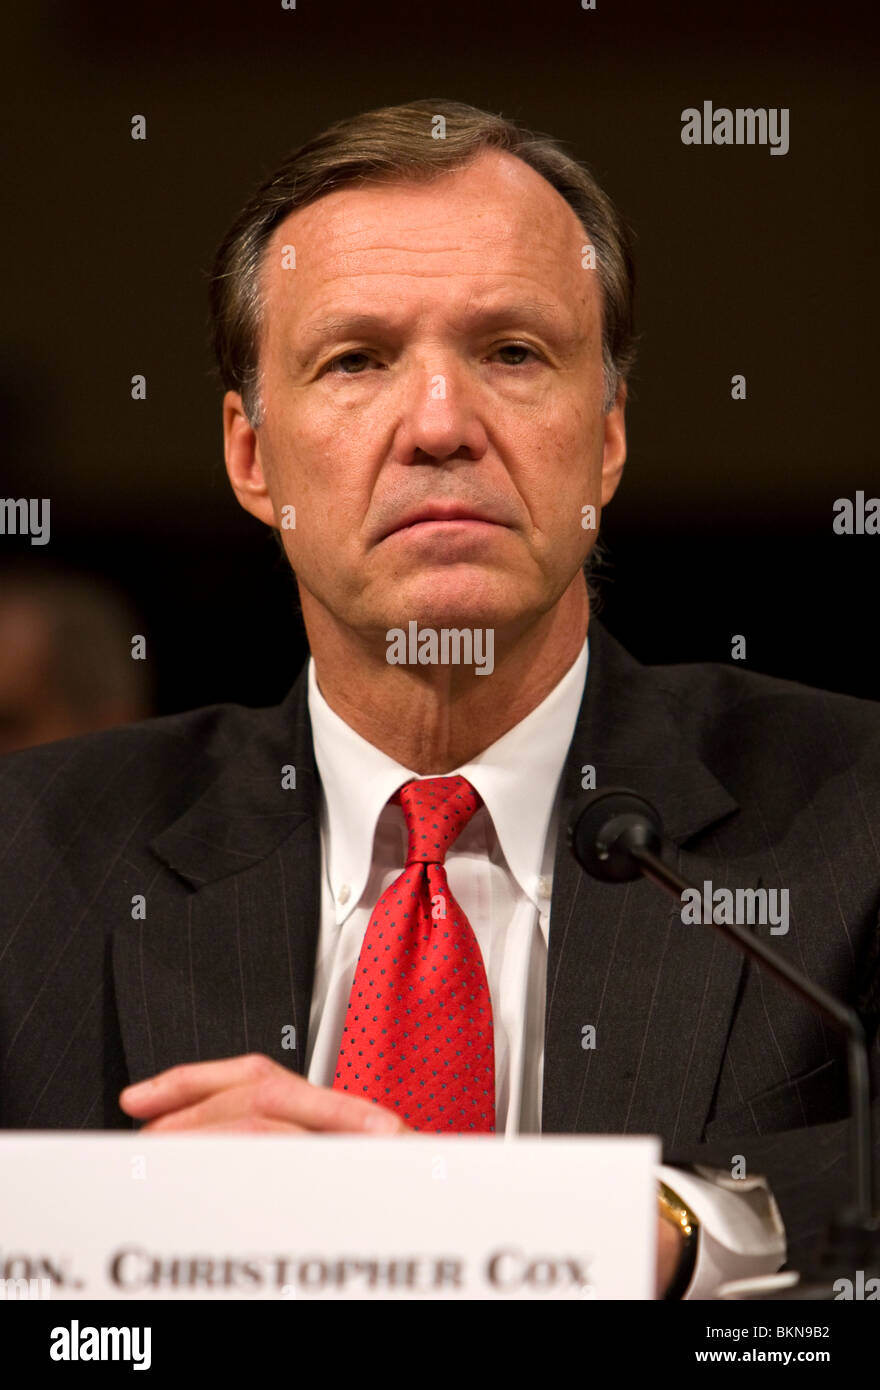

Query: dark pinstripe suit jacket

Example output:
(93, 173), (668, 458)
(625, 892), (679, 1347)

(2, 619), (879, 1271)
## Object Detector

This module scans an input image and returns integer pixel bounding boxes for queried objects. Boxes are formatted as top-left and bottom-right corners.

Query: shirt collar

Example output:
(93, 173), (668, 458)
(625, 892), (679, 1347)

(308, 636), (589, 925)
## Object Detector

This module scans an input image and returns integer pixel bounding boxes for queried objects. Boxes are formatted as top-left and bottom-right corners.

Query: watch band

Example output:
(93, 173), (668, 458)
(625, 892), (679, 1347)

(658, 1180), (700, 1300)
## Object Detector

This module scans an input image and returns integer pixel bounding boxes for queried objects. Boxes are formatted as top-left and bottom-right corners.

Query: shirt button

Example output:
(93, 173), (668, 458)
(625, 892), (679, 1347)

(337, 884), (351, 905)
(537, 875), (552, 899)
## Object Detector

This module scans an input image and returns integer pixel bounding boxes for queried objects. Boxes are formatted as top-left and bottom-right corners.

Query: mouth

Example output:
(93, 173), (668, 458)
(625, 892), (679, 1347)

(394, 517), (499, 535)
(382, 507), (505, 541)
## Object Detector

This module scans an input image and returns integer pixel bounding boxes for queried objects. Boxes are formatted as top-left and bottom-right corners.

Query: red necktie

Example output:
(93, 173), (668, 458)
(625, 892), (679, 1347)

(333, 775), (495, 1132)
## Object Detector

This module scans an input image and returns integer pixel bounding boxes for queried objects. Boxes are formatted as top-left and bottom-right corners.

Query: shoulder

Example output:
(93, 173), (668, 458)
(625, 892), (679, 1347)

(595, 621), (880, 748)
(649, 653), (880, 807)
(653, 654), (880, 744)
(0, 695), (294, 846)
(592, 621), (880, 806)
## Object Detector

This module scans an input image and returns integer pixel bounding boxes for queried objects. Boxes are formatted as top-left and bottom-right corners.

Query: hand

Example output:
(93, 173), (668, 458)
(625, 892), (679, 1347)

(655, 1211), (686, 1298)
(119, 1053), (412, 1135)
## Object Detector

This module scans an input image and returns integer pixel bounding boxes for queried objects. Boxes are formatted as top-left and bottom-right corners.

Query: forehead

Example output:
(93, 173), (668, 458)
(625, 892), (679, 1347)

(260, 149), (597, 334)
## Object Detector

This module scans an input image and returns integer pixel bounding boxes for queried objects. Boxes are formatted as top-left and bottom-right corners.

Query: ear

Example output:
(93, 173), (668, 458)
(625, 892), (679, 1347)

(600, 380), (627, 507)
(223, 391), (277, 528)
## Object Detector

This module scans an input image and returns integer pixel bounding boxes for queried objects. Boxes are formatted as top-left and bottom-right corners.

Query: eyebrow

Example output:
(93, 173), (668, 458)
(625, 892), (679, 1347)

(291, 298), (572, 365)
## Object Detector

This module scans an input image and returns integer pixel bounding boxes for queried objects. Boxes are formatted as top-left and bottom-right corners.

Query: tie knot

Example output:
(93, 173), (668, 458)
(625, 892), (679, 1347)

(392, 775), (483, 866)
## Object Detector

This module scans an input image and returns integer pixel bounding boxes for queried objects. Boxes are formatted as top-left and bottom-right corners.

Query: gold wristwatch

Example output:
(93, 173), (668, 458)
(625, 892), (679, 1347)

(657, 1180), (700, 1300)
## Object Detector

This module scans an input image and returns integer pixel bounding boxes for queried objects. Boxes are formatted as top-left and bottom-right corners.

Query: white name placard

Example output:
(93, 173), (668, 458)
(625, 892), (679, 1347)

(0, 1134), (659, 1300)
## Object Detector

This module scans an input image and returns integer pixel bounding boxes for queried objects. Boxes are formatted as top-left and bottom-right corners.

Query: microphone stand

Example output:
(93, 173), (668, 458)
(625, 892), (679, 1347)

(568, 787), (880, 1298)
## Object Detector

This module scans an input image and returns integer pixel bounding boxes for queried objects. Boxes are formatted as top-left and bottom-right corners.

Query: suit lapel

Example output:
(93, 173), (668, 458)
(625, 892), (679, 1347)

(113, 662), (322, 1085)
(542, 622), (757, 1147)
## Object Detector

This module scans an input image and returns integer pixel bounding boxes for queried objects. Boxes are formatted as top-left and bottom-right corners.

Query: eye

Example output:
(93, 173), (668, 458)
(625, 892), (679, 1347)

(492, 342), (540, 366)
(323, 351), (378, 375)
(321, 343), (541, 374)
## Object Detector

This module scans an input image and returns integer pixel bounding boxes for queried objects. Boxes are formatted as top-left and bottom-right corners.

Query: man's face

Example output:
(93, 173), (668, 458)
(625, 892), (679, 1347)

(224, 149), (626, 641)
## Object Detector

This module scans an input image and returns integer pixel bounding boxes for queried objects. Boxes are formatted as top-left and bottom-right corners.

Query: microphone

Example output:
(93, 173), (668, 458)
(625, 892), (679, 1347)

(567, 786), (879, 1294)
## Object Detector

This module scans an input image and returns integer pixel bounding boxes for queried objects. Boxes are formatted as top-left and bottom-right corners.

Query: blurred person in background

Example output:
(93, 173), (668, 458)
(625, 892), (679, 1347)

(0, 563), (153, 754)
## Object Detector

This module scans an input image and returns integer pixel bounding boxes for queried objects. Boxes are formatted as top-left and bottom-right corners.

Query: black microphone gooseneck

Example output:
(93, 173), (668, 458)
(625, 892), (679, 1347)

(567, 786), (879, 1287)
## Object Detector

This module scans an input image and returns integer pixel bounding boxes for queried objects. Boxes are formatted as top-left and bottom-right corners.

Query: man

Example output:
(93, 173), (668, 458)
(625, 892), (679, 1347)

(1, 100), (878, 1300)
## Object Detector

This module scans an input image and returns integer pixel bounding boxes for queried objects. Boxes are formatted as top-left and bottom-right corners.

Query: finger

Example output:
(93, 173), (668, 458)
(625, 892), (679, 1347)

(122, 1055), (410, 1134)
(258, 1074), (410, 1134)
(119, 1054), (302, 1118)
(143, 1111), (308, 1134)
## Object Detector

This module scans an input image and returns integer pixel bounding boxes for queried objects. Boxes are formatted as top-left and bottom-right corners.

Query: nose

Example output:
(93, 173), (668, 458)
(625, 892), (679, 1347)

(391, 355), (490, 466)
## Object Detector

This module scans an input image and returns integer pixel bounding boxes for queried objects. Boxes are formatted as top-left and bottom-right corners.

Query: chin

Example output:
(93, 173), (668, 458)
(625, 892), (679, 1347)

(399, 567), (524, 616)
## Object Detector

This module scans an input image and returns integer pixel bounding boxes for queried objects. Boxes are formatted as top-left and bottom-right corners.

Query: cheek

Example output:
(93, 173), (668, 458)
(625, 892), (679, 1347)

(261, 413), (376, 586)
(518, 410), (603, 514)
(264, 409), (367, 520)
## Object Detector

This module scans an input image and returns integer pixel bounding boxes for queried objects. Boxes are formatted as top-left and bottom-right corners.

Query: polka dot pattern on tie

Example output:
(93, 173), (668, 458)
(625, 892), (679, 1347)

(333, 775), (495, 1133)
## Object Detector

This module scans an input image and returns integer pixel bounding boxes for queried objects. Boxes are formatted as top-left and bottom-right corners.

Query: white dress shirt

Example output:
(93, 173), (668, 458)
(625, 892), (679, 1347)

(304, 636), (785, 1297)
